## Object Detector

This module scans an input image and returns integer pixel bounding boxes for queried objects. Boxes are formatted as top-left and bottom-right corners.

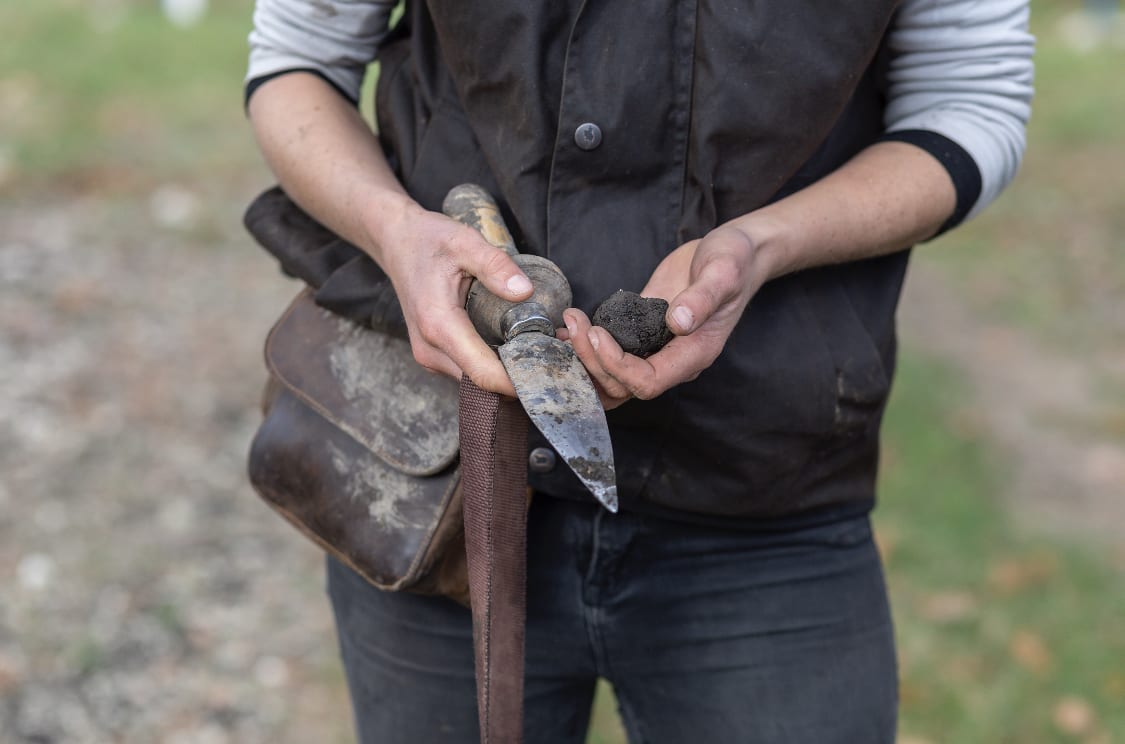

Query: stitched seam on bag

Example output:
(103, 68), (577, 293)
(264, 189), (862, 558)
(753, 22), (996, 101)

(255, 485), (399, 591)
(392, 471), (462, 590)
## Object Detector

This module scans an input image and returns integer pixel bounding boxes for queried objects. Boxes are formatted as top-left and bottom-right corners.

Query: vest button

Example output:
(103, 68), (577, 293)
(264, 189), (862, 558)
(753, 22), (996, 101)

(573, 122), (603, 151)
(528, 447), (557, 473)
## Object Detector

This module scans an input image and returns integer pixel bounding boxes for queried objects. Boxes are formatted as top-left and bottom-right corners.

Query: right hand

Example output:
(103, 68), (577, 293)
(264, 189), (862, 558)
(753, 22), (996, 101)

(562, 226), (765, 409)
(374, 203), (533, 396)
(246, 72), (529, 393)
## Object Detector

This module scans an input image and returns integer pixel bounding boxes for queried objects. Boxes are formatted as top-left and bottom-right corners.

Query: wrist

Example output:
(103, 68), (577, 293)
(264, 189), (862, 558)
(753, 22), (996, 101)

(729, 210), (795, 287)
(359, 188), (423, 266)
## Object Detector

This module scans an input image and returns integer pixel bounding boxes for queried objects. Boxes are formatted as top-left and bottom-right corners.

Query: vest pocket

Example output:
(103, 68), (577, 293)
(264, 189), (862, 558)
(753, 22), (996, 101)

(798, 274), (891, 437)
(636, 268), (894, 517)
(637, 276), (843, 516)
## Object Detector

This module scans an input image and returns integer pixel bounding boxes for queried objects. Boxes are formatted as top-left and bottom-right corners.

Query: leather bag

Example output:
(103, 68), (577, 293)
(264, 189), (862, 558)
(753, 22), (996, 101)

(248, 290), (470, 605)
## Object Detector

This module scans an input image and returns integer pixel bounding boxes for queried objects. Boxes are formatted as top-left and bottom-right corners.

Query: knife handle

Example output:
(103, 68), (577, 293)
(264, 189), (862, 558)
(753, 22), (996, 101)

(442, 183), (518, 258)
(443, 184), (572, 346)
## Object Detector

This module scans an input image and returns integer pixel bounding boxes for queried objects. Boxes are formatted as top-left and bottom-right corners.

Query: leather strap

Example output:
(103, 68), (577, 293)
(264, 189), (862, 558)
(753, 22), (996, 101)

(459, 375), (529, 744)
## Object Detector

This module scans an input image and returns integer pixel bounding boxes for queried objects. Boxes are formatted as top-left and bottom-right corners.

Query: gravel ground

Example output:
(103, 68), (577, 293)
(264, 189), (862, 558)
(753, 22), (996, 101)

(0, 190), (354, 744)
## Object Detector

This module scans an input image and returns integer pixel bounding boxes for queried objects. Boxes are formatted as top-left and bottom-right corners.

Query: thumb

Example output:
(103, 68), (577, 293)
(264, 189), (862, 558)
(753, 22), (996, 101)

(666, 249), (746, 335)
(458, 233), (534, 301)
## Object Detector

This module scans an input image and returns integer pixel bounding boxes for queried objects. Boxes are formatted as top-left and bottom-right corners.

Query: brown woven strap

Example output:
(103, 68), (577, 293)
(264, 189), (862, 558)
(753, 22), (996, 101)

(459, 375), (529, 744)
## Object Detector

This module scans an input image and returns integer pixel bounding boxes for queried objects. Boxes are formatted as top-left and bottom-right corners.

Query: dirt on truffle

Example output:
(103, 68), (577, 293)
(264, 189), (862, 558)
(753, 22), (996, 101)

(591, 290), (673, 358)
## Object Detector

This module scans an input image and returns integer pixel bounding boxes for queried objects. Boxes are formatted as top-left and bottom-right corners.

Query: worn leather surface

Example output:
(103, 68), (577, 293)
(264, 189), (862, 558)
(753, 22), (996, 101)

(248, 292), (467, 601)
(265, 291), (458, 475)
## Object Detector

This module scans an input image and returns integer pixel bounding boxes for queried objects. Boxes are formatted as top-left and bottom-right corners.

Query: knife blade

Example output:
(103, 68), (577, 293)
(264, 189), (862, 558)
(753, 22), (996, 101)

(442, 184), (618, 512)
(499, 333), (618, 511)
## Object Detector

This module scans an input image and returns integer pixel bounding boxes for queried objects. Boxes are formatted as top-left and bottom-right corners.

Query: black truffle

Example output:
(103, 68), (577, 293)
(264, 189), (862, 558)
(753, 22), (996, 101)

(591, 290), (674, 358)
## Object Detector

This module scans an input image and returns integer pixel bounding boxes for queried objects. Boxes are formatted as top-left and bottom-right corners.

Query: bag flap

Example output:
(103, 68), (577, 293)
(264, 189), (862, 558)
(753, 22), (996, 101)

(265, 291), (459, 476)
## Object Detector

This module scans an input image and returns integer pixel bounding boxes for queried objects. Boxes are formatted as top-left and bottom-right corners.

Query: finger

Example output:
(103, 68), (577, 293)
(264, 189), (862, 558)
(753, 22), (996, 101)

(415, 306), (516, 396)
(590, 378), (632, 411)
(665, 250), (746, 335)
(640, 238), (698, 301)
(567, 338), (633, 410)
(564, 309), (631, 401)
(587, 325), (720, 401)
(563, 309), (632, 403)
(405, 334), (462, 380)
(453, 228), (534, 301)
(557, 316), (630, 410)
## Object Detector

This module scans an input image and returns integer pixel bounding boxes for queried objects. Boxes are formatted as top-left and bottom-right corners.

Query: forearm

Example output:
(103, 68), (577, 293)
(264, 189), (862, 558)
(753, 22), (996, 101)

(571, 140), (960, 405)
(735, 140), (956, 285)
(740, 0), (1033, 284)
(247, 71), (533, 393)
(247, 71), (417, 266)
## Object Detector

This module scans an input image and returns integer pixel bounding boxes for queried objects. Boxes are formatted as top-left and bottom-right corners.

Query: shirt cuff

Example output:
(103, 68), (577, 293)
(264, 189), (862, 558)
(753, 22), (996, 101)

(244, 68), (359, 109)
(879, 129), (982, 236)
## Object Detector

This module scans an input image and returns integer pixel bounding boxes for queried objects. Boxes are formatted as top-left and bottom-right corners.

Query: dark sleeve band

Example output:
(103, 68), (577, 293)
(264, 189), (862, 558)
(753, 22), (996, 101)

(878, 129), (982, 236)
(244, 68), (359, 109)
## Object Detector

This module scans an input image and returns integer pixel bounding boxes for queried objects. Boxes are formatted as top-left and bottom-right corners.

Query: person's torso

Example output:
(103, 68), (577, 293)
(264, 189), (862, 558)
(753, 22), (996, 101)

(377, 0), (908, 521)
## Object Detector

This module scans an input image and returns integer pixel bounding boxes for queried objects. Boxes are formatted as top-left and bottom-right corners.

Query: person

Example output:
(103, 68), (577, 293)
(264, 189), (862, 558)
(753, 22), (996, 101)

(245, 1), (1034, 741)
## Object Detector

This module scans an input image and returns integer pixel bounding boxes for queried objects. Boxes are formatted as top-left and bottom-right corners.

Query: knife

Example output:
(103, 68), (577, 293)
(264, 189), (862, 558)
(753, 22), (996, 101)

(442, 184), (619, 512)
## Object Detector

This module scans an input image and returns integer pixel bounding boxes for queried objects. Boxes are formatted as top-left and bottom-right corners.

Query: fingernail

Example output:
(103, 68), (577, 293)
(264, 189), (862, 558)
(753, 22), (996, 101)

(672, 306), (694, 332)
(587, 329), (600, 350)
(564, 315), (576, 337)
(507, 274), (533, 295)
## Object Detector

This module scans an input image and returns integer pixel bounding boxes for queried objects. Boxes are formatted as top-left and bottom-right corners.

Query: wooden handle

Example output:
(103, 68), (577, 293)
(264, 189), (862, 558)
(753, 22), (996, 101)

(442, 183), (518, 257)
(441, 184), (572, 346)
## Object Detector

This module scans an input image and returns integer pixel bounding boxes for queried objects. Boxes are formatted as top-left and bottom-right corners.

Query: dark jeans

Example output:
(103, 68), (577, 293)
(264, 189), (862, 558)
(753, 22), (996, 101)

(326, 497), (897, 743)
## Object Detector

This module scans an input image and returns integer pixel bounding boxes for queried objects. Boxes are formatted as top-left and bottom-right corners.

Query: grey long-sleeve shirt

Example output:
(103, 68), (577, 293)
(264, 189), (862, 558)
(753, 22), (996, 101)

(246, 0), (1034, 223)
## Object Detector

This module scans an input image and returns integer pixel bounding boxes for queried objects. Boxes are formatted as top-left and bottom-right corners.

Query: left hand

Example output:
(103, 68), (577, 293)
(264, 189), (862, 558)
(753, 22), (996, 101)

(562, 225), (767, 410)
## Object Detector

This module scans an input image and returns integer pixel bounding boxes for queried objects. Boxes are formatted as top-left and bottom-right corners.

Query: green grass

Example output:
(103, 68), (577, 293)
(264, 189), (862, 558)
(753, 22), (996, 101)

(878, 351), (1125, 743)
(0, 0), (264, 192)
(1027, 3), (1125, 148)
(588, 680), (629, 744)
(926, 1), (1125, 354)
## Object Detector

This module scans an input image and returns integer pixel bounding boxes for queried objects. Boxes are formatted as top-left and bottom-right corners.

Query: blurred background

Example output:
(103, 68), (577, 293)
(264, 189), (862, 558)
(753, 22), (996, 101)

(0, 1), (1122, 742)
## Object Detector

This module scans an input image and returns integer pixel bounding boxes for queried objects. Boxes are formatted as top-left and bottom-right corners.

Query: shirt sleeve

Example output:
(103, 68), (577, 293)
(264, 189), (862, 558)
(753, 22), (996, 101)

(881, 0), (1035, 229)
(246, 0), (397, 105)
